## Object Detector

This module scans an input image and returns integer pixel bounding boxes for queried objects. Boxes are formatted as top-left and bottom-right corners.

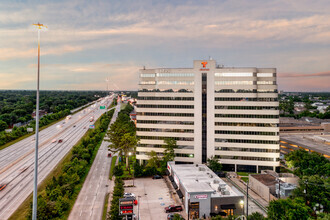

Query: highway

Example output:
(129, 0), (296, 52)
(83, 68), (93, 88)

(0, 95), (114, 220)
(68, 101), (121, 220)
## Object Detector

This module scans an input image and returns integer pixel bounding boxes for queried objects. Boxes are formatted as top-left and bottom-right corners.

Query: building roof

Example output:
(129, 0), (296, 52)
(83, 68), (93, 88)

(168, 162), (243, 198)
(280, 133), (330, 156)
(250, 174), (277, 186)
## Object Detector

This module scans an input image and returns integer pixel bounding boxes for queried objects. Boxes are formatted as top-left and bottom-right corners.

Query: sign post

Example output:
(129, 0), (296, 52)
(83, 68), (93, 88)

(100, 106), (106, 109)
(119, 198), (134, 219)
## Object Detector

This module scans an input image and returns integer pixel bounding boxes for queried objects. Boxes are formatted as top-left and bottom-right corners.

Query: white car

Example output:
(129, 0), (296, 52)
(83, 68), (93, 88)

(51, 139), (57, 143)
(123, 192), (136, 199)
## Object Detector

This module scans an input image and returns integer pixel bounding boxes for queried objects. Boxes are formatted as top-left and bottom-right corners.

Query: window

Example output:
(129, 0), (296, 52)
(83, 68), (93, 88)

(139, 97), (194, 101)
(257, 73), (273, 77)
(137, 104), (194, 109)
(215, 72), (253, 77)
(140, 73), (156, 77)
(257, 81), (274, 85)
(215, 106), (278, 110)
(215, 122), (278, 127)
(137, 112), (194, 117)
(215, 138), (279, 144)
(157, 81), (194, 85)
(156, 73), (194, 77)
(137, 128), (194, 133)
(215, 81), (253, 85)
(139, 81), (156, 85)
(215, 114), (279, 118)
(137, 120), (194, 125)
(138, 88), (193, 93)
(215, 130), (278, 136)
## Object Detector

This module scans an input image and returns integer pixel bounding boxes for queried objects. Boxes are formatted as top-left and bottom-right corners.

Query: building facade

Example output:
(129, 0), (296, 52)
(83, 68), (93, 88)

(167, 162), (244, 219)
(137, 60), (280, 172)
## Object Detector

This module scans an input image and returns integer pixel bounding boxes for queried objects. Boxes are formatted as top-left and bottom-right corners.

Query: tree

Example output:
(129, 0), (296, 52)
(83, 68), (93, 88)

(207, 156), (222, 173)
(161, 138), (177, 170)
(267, 198), (311, 220)
(147, 151), (160, 168)
(0, 120), (7, 131)
(248, 212), (265, 220)
(119, 133), (138, 169)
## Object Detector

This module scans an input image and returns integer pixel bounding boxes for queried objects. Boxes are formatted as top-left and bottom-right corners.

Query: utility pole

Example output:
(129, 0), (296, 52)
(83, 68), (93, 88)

(32, 22), (47, 220)
(246, 180), (249, 217)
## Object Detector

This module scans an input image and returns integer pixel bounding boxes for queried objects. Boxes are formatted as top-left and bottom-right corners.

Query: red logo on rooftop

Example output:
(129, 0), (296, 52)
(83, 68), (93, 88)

(201, 61), (208, 68)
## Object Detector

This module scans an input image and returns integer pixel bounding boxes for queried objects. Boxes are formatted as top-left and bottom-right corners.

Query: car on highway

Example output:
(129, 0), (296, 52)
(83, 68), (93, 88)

(83, 126), (86, 129)
(51, 139), (57, 143)
(0, 184), (7, 191)
(164, 205), (183, 213)
(73, 125), (76, 128)
(58, 139), (63, 143)
(152, 175), (163, 179)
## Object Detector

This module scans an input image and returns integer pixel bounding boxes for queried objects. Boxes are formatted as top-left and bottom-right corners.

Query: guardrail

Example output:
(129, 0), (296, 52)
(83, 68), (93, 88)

(226, 177), (268, 213)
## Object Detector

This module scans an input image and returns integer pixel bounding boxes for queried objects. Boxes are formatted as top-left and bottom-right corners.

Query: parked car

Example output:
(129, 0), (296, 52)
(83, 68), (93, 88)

(152, 175), (163, 179)
(108, 153), (112, 157)
(164, 205), (183, 213)
(123, 192), (136, 199)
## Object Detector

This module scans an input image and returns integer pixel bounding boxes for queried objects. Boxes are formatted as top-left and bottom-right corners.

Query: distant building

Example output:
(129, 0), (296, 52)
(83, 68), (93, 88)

(31, 110), (47, 119)
(167, 162), (244, 218)
(137, 60), (280, 173)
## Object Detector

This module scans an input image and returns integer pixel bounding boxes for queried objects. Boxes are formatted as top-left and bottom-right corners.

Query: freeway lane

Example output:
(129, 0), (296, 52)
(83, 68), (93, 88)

(0, 95), (114, 220)
(68, 102), (121, 220)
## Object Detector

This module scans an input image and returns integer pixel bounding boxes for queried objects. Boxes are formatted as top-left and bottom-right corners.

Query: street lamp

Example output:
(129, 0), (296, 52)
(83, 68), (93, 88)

(32, 22), (47, 220)
(240, 200), (244, 216)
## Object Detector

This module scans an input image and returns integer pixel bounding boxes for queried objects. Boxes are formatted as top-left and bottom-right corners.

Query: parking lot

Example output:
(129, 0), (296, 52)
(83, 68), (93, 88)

(124, 177), (186, 220)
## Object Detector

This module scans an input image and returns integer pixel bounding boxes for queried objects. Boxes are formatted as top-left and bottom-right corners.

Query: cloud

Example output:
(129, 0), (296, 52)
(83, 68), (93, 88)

(278, 71), (330, 78)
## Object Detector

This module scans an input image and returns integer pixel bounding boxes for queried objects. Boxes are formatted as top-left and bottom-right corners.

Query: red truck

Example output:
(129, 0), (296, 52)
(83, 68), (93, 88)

(164, 205), (183, 213)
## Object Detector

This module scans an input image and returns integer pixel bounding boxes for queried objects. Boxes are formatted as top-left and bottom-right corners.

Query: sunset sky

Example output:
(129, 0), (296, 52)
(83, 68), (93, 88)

(0, 0), (329, 91)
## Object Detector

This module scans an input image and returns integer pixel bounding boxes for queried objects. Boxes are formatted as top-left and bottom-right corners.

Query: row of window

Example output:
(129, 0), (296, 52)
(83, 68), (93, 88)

(137, 128), (194, 133)
(215, 81), (253, 85)
(215, 122), (278, 127)
(137, 120), (194, 125)
(215, 89), (278, 93)
(215, 138), (279, 144)
(138, 144), (194, 149)
(215, 97), (278, 102)
(138, 96), (194, 101)
(139, 89), (193, 93)
(137, 104), (194, 109)
(215, 155), (279, 161)
(156, 73), (194, 77)
(138, 136), (194, 141)
(137, 112), (194, 117)
(214, 147), (279, 153)
(214, 73), (274, 77)
(140, 81), (156, 85)
(215, 130), (278, 136)
(215, 106), (278, 110)
(215, 81), (276, 85)
(137, 151), (194, 158)
(158, 81), (194, 85)
(215, 114), (279, 118)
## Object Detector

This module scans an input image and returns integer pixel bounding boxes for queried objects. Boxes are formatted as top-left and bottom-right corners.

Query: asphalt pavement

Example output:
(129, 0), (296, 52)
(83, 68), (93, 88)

(0, 95), (114, 220)
(68, 102), (121, 220)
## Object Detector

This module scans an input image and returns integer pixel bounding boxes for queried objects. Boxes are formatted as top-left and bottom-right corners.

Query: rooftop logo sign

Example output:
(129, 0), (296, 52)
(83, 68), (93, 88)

(195, 194), (208, 199)
(200, 61), (209, 71)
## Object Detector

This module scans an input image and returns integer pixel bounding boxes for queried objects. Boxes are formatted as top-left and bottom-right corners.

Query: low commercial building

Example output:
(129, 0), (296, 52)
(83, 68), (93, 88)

(167, 162), (244, 219)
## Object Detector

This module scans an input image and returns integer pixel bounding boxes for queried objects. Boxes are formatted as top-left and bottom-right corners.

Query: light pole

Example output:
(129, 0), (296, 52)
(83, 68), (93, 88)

(32, 22), (47, 220)
(137, 195), (141, 220)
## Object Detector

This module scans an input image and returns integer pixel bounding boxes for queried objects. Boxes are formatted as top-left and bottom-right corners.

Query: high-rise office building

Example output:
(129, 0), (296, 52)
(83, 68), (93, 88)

(136, 60), (280, 172)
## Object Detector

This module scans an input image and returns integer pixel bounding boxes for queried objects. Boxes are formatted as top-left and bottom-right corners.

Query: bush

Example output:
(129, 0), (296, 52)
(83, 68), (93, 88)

(113, 165), (124, 177)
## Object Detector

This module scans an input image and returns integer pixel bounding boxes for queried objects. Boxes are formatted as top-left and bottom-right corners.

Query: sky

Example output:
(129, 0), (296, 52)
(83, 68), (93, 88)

(0, 0), (329, 92)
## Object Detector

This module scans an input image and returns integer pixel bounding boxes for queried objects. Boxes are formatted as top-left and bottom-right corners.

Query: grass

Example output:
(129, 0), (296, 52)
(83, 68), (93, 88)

(237, 172), (256, 176)
(120, 103), (128, 110)
(9, 113), (108, 220)
(280, 166), (293, 173)
(109, 156), (117, 180)
(241, 177), (249, 183)
(102, 193), (110, 220)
